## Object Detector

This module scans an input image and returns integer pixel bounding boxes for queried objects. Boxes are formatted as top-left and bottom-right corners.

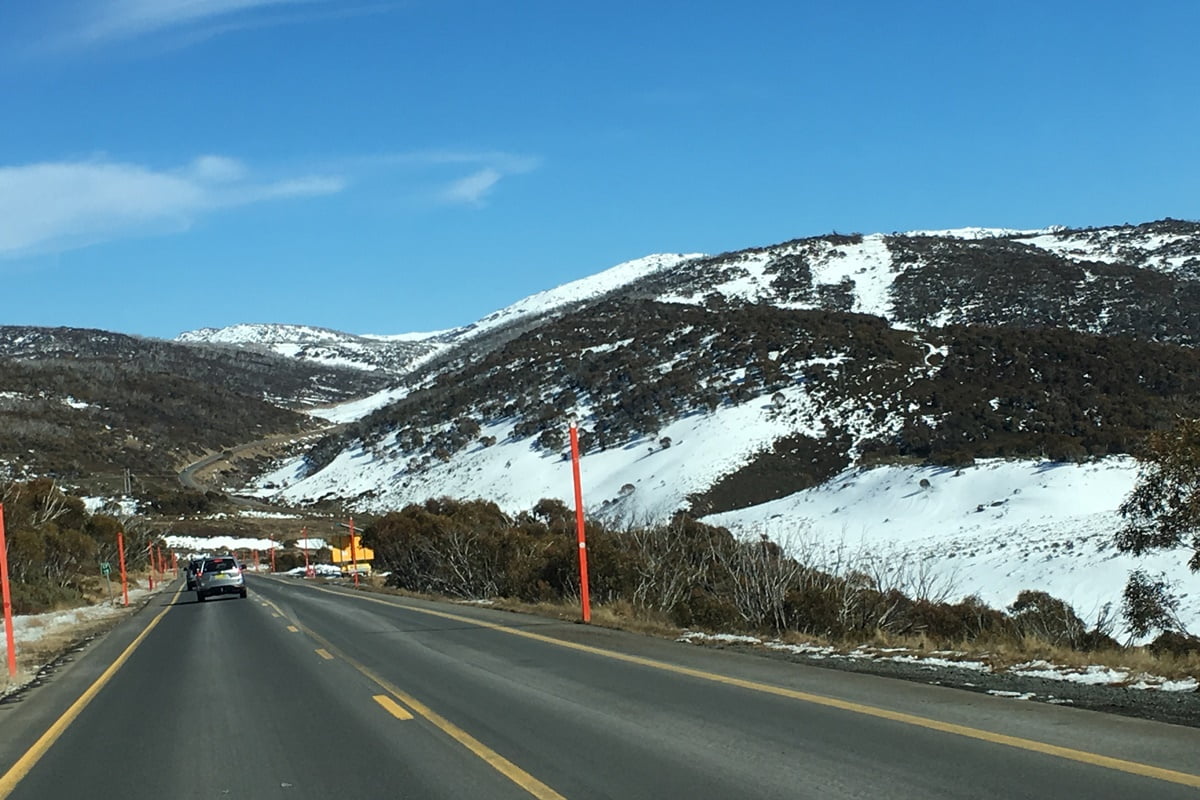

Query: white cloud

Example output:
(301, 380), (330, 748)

(63, 0), (315, 46)
(440, 168), (503, 206)
(188, 154), (247, 183)
(0, 155), (343, 257)
(364, 151), (538, 207)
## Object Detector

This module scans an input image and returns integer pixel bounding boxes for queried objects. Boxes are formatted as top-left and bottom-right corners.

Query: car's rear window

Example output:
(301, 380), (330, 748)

(204, 558), (237, 573)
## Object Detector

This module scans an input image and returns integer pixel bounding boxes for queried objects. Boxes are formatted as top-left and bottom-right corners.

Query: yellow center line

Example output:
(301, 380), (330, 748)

(373, 694), (414, 720)
(0, 585), (184, 799)
(307, 583), (1200, 790)
(315, 648), (334, 660)
(256, 593), (563, 800)
(286, 625), (299, 632)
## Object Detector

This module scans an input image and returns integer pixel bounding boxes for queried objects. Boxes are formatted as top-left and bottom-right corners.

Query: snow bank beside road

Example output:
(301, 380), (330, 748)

(704, 458), (1199, 638)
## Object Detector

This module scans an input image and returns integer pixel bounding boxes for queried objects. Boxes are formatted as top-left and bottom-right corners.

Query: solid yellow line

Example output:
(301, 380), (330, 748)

(315, 649), (334, 660)
(373, 694), (414, 720)
(0, 586), (183, 799)
(256, 594), (563, 800)
(286, 625), (299, 632)
(312, 585), (1200, 790)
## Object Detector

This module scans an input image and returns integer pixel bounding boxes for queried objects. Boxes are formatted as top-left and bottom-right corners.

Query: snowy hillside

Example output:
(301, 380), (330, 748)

(176, 255), (701, 377)
(178, 323), (352, 346)
(221, 218), (1200, 639)
(177, 220), (1200, 380)
(247, 412), (1198, 635)
(443, 253), (703, 342)
(250, 383), (818, 517)
(176, 322), (440, 374)
(706, 458), (1200, 636)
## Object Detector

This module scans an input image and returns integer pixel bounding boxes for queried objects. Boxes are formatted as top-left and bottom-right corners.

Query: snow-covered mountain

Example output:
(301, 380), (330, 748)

(181, 219), (1200, 378)
(175, 254), (704, 374)
(176, 323), (441, 374)
(212, 219), (1200, 634)
(232, 217), (1200, 513)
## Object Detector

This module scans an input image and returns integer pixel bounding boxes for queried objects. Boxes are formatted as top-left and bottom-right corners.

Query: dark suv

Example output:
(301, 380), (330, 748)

(196, 556), (247, 601)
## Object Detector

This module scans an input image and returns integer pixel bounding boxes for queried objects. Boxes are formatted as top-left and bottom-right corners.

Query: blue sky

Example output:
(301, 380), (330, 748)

(2, 1), (1197, 339)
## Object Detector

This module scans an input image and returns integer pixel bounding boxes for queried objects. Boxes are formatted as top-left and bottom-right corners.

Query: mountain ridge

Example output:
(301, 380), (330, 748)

(177, 218), (1200, 376)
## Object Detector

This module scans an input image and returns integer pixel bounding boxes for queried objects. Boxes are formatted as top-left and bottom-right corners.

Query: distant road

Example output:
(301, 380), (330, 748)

(177, 424), (344, 506)
(1, 578), (1198, 799)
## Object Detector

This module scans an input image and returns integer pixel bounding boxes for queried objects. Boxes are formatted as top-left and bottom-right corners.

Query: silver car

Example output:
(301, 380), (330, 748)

(195, 555), (247, 601)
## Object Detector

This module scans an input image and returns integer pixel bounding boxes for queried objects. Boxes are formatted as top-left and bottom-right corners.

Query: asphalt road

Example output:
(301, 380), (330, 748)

(1, 576), (1198, 799)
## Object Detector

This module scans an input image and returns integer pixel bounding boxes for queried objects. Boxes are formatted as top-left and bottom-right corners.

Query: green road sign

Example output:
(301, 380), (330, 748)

(100, 562), (111, 576)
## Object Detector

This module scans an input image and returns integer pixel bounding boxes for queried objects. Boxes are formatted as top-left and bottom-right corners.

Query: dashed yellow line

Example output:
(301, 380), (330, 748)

(315, 648), (334, 660)
(373, 694), (414, 720)
(286, 625), (299, 632)
(307, 583), (1200, 790)
(256, 593), (563, 800)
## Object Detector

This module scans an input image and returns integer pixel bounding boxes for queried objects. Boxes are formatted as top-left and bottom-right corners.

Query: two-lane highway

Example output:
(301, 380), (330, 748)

(2, 575), (1198, 799)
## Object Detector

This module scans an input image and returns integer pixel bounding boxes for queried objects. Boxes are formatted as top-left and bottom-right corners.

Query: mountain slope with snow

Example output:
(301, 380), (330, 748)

(177, 323), (440, 374)
(178, 219), (1200, 379)
(209, 217), (1200, 637)
(705, 457), (1199, 635)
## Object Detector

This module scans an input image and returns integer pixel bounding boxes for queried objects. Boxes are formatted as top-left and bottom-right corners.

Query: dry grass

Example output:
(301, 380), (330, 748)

(317, 580), (1200, 682)
(788, 628), (1200, 681)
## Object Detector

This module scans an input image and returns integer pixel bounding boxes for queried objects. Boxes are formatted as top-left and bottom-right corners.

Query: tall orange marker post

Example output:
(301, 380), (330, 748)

(147, 544), (155, 590)
(270, 538), (276, 573)
(303, 527), (313, 578)
(0, 504), (17, 677)
(349, 517), (360, 587)
(117, 530), (129, 606)
(568, 421), (591, 623)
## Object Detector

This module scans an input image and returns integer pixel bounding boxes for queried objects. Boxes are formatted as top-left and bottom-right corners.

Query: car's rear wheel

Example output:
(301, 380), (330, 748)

(239, 589), (247, 598)
(196, 591), (206, 602)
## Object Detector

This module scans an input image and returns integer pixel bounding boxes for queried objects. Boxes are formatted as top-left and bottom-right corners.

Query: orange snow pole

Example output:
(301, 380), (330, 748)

(0, 504), (17, 677)
(569, 421), (591, 623)
(117, 530), (129, 607)
(303, 527), (313, 577)
(349, 517), (359, 587)
(147, 544), (155, 590)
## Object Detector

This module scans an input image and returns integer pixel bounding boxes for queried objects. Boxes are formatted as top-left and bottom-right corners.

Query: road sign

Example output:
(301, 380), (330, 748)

(100, 562), (112, 576)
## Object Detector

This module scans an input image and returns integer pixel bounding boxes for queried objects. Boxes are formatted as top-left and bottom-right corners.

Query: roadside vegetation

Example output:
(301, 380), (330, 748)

(0, 479), (166, 613)
(359, 495), (1200, 679)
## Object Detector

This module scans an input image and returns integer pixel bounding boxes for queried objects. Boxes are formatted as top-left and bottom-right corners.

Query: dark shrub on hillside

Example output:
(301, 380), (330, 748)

(363, 498), (1160, 654)
(670, 588), (742, 630)
(1121, 569), (1182, 639)
(1147, 631), (1200, 658)
(782, 582), (846, 637)
(9, 581), (84, 615)
(1008, 590), (1088, 648)
(898, 596), (1013, 642)
(143, 487), (214, 515)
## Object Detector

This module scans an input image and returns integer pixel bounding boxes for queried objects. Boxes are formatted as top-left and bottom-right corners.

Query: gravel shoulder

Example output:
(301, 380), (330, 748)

(701, 640), (1200, 729)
